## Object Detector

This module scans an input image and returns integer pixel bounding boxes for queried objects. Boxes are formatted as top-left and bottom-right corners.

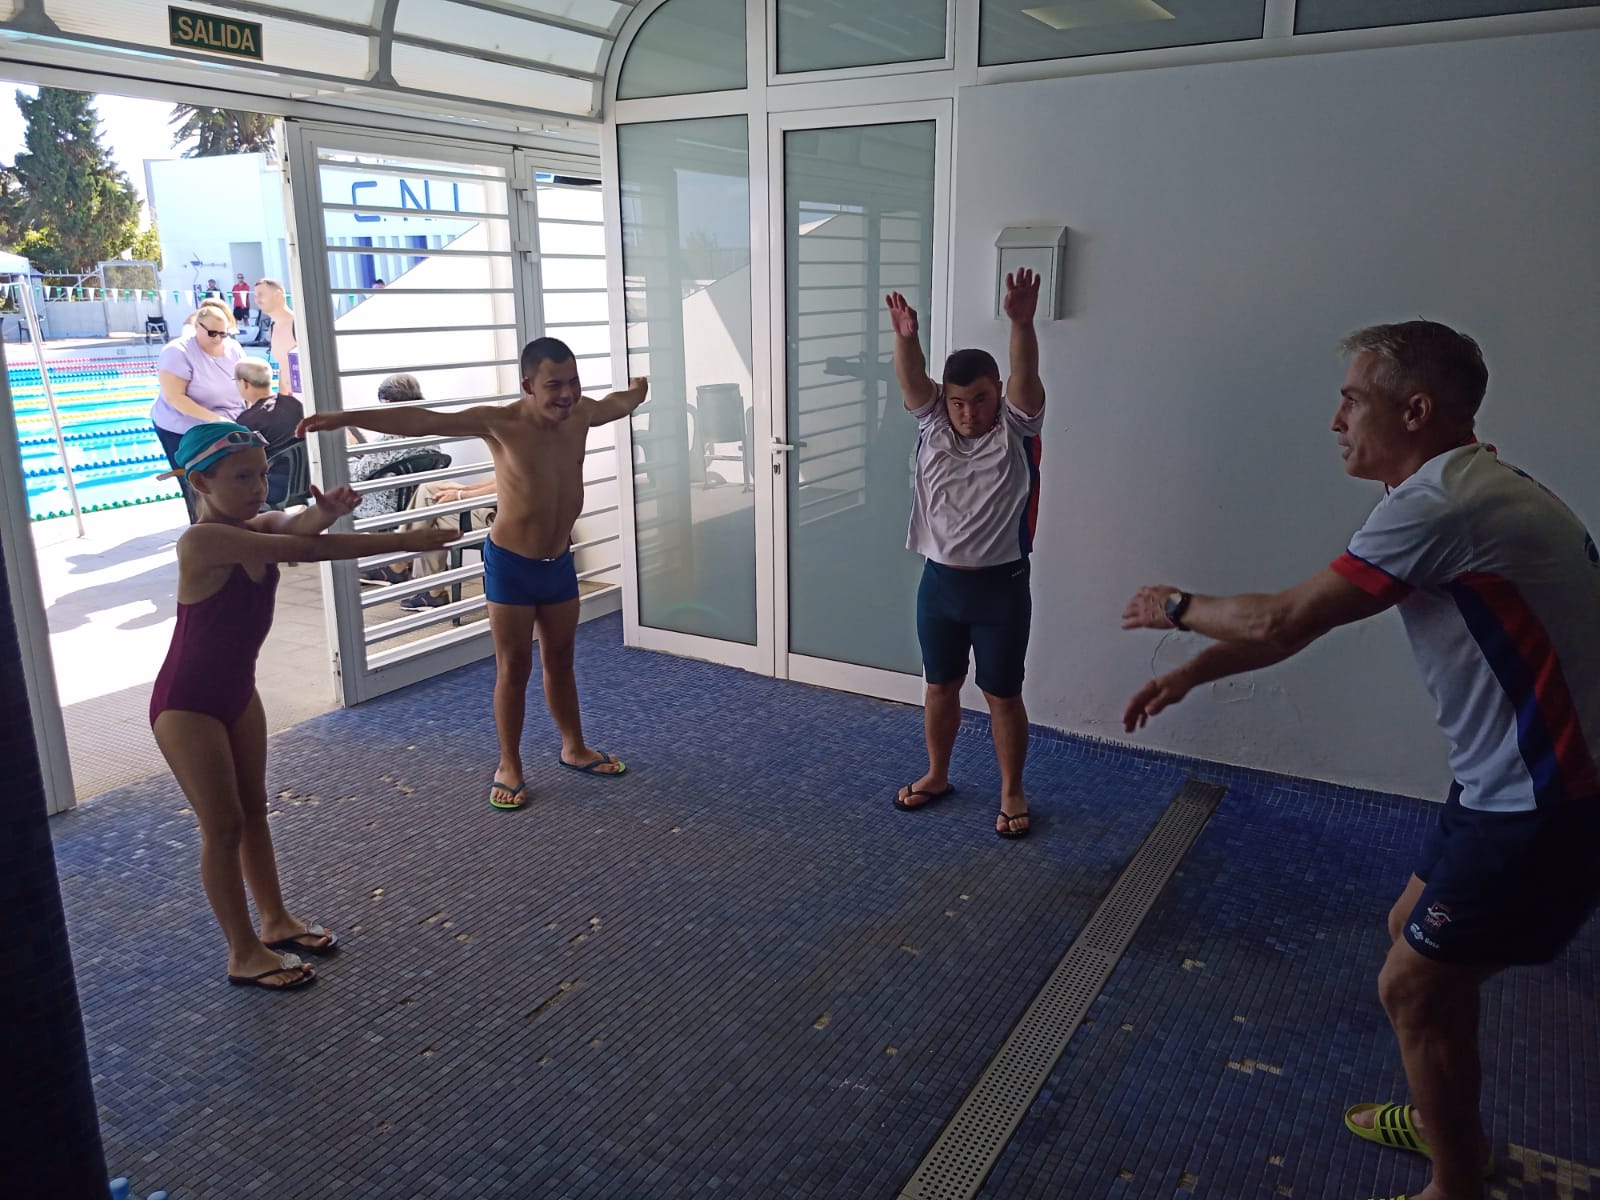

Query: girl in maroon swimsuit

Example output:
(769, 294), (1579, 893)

(150, 422), (457, 991)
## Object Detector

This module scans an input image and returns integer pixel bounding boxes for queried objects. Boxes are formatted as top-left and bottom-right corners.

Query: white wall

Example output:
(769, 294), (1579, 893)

(148, 153), (286, 321)
(953, 29), (1600, 798)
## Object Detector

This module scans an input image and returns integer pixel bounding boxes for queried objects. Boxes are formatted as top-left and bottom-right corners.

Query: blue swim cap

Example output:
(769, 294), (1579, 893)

(158, 422), (266, 478)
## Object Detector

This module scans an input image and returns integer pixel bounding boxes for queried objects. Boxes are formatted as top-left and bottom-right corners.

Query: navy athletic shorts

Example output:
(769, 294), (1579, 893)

(1405, 783), (1600, 966)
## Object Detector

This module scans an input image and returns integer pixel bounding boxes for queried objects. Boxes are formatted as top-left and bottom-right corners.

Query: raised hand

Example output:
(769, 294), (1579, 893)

(1121, 584), (1180, 630)
(885, 292), (919, 339)
(311, 484), (360, 517)
(1122, 673), (1193, 732)
(1002, 268), (1041, 324)
(629, 376), (649, 395)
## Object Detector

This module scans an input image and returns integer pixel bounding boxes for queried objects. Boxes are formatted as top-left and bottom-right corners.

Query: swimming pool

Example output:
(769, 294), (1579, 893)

(11, 356), (180, 520)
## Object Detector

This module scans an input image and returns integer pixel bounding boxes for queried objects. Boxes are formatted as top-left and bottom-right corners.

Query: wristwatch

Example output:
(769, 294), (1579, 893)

(1163, 590), (1192, 632)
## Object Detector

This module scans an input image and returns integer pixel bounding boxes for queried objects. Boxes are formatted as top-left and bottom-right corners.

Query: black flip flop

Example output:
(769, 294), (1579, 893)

(996, 811), (1031, 839)
(228, 955), (315, 990)
(893, 784), (956, 812)
(264, 923), (339, 956)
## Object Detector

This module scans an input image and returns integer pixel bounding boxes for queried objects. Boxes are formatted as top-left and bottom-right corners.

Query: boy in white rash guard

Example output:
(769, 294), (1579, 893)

(886, 268), (1046, 839)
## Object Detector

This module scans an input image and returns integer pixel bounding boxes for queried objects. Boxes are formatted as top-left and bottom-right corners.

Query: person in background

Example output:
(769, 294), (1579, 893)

(152, 301), (249, 522)
(348, 373), (433, 524)
(392, 474), (499, 612)
(234, 359), (304, 508)
(182, 299), (237, 335)
(253, 278), (299, 396)
(231, 273), (251, 327)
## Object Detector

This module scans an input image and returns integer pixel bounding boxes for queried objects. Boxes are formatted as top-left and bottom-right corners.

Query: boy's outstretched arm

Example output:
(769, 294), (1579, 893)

(297, 402), (498, 441)
(585, 377), (650, 426)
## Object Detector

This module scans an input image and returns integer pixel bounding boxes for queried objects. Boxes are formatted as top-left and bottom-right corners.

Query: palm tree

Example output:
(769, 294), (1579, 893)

(169, 105), (276, 159)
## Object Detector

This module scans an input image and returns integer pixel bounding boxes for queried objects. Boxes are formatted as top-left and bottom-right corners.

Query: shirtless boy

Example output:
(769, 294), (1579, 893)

(300, 338), (648, 809)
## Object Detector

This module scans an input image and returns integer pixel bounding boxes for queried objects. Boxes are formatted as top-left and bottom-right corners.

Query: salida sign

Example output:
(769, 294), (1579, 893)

(168, 6), (263, 61)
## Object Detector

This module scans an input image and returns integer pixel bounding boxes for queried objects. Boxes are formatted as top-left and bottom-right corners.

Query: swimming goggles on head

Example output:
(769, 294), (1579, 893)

(155, 428), (268, 478)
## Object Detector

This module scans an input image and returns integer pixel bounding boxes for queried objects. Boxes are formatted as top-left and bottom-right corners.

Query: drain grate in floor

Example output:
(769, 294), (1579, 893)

(897, 777), (1225, 1200)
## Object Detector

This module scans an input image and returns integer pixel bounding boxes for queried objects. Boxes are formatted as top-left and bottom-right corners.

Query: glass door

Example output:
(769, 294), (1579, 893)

(614, 115), (771, 675)
(770, 104), (948, 701)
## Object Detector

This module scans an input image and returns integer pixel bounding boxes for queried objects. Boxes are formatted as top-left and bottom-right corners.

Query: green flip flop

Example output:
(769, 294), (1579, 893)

(1343, 1103), (1494, 1178)
(489, 780), (527, 810)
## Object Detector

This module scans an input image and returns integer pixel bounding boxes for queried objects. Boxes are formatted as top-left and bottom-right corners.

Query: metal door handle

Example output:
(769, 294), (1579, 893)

(770, 441), (797, 452)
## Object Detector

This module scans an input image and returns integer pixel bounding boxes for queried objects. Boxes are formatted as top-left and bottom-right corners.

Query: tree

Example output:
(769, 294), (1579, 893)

(170, 105), (276, 159)
(0, 163), (24, 248)
(11, 88), (141, 274)
(127, 223), (163, 269)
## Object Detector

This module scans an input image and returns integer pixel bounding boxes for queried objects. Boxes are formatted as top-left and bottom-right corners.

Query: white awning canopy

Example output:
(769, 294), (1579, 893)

(0, 0), (639, 131)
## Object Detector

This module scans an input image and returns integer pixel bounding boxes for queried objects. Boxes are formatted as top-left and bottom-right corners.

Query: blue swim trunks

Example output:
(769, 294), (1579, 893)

(483, 538), (580, 607)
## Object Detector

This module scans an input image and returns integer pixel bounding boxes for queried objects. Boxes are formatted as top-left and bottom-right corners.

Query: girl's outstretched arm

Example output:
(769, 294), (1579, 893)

(181, 521), (457, 572)
(249, 484), (360, 536)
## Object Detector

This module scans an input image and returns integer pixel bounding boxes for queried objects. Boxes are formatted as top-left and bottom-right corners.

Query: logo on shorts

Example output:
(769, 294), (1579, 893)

(1423, 902), (1453, 931)
(1408, 922), (1441, 950)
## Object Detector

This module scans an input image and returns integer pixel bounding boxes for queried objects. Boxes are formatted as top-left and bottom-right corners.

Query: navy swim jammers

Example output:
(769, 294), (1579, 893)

(916, 558), (1032, 698)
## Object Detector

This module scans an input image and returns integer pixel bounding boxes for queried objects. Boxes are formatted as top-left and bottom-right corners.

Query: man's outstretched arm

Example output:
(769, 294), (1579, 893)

(1002, 268), (1045, 417)
(1119, 567), (1397, 730)
(886, 292), (936, 412)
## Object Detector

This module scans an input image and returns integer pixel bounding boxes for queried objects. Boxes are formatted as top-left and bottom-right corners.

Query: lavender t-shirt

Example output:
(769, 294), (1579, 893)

(150, 333), (247, 433)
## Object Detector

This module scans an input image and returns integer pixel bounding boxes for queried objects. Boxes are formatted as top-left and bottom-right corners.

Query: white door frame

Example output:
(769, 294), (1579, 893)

(768, 99), (951, 706)
(0, 338), (76, 812)
(285, 121), (532, 704)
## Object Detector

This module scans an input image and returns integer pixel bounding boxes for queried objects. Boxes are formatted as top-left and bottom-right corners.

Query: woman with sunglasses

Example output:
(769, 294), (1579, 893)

(150, 422), (459, 991)
(152, 302), (251, 522)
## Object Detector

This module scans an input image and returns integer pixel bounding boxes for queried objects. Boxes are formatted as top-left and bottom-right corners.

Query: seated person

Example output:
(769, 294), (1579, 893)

(234, 359), (304, 506)
(394, 475), (498, 612)
(344, 374), (499, 608)
(350, 372), (433, 523)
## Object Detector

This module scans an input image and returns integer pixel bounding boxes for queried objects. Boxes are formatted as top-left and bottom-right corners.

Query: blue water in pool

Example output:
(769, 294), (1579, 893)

(11, 357), (180, 520)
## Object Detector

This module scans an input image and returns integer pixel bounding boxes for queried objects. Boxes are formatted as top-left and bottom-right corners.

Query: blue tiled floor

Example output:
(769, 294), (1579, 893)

(52, 614), (1598, 1199)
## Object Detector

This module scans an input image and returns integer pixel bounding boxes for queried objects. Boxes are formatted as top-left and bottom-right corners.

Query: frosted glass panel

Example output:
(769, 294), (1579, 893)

(777, 0), (946, 73)
(1296, 0), (1596, 32)
(979, 0), (1263, 66)
(619, 118), (757, 644)
(784, 121), (936, 674)
(617, 0), (746, 99)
